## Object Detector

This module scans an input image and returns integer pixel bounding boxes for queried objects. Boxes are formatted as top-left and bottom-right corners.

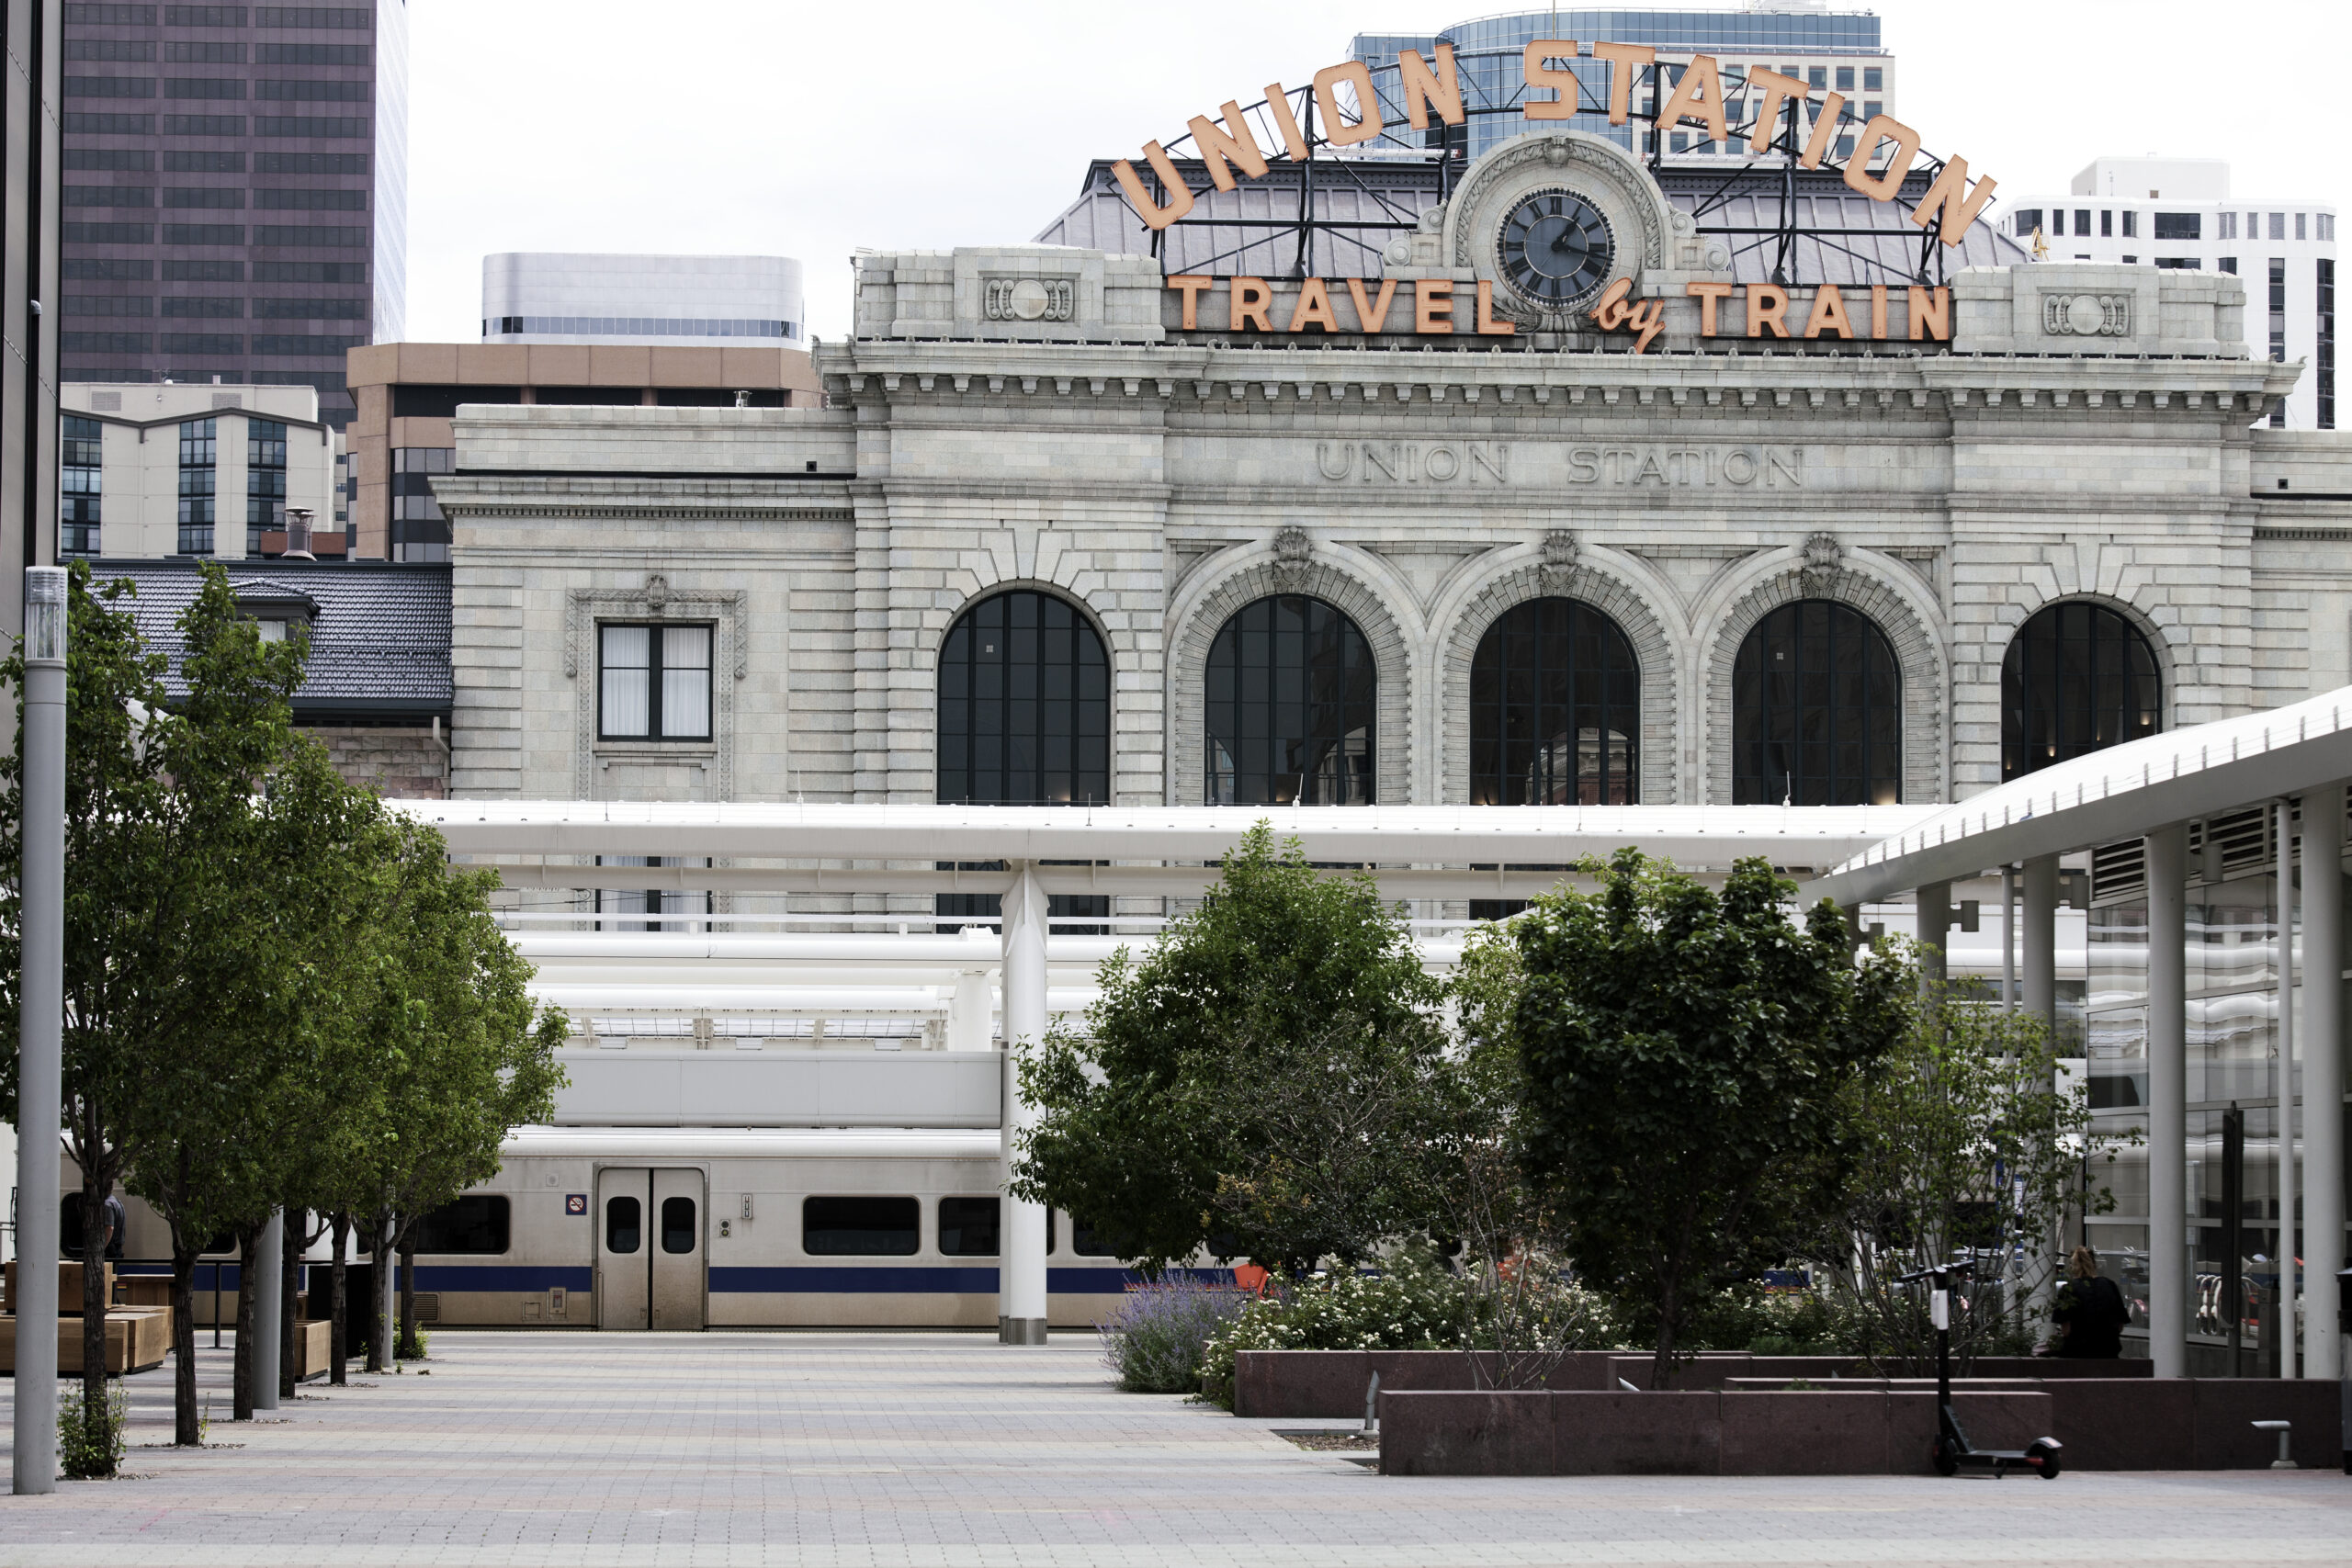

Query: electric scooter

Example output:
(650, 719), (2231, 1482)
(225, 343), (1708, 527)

(1894, 1257), (2064, 1479)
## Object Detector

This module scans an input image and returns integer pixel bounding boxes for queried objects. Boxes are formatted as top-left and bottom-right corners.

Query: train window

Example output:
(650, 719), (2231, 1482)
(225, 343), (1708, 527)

(660, 1196), (697, 1255)
(802, 1196), (920, 1256)
(605, 1195), (641, 1255)
(937, 1197), (999, 1257)
(1069, 1217), (1117, 1258)
(411, 1195), (511, 1256)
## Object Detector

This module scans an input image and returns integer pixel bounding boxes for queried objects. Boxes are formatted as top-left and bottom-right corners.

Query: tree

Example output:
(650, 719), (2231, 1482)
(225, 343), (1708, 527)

(1513, 851), (1909, 1388)
(1815, 972), (2132, 1371)
(1012, 823), (1455, 1275)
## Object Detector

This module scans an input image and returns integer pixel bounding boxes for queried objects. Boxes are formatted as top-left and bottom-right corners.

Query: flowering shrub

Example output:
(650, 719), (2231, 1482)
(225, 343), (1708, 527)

(1097, 1276), (1258, 1393)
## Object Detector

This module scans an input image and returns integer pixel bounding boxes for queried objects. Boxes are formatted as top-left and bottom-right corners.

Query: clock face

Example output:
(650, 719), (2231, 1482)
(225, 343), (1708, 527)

(1497, 189), (1616, 309)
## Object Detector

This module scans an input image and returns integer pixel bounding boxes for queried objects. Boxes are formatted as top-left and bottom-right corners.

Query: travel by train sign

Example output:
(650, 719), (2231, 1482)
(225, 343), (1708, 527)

(1115, 40), (1996, 248)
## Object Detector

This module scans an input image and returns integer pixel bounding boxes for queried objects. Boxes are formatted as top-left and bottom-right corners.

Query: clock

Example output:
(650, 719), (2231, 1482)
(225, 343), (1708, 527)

(1497, 188), (1616, 310)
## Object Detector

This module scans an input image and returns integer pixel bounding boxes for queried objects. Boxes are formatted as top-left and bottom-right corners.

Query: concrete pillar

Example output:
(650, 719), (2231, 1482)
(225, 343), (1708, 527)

(377, 1219), (397, 1371)
(2147, 822), (2189, 1379)
(252, 1210), (282, 1411)
(13, 575), (65, 1495)
(2022, 855), (2059, 1035)
(2277, 798), (2299, 1380)
(998, 862), (1049, 1345)
(947, 922), (996, 1053)
(2002, 864), (2018, 1010)
(1917, 880), (1951, 991)
(2304, 783), (2345, 1381)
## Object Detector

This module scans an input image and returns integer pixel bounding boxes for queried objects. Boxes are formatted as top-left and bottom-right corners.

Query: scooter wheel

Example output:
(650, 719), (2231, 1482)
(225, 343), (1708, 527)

(2027, 1439), (2063, 1479)
(1931, 1435), (1959, 1477)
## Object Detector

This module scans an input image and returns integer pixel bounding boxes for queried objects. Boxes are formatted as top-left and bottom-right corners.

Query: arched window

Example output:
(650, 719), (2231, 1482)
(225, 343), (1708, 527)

(1205, 595), (1376, 806)
(1469, 597), (1640, 806)
(936, 591), (1112, 933)
(937, 590), (1109, 807)
(1732, 599), (1903, 806)
(2002, 601), (2161, 781)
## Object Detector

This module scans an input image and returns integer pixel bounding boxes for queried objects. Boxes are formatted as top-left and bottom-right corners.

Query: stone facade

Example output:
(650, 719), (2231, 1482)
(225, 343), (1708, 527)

(432, 134), (2352, 818)
(310, 724), (448, 800)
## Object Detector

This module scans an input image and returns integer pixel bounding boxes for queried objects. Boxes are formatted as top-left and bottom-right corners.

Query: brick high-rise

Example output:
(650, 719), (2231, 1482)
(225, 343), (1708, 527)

(58, 2), (406, 436)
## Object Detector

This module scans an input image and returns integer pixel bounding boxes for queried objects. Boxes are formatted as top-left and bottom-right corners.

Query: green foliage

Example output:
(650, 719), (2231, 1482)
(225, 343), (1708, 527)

(1513, 851), (1910, 1387)
(1095, 1278), (1255, 1393)
(1196, 1250), (1622, 1408)
(397, 1322), (432, 1361)
(1012, 823), (1454, 1273)
(1814, 975), (2134, 1372)
(57, 1379), (128, 1480)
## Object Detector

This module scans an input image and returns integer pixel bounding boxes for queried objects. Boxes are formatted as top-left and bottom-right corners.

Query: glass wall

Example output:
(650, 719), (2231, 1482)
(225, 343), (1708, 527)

(1205, 595), (1376, 807)
(1468, 596), (1639, 806)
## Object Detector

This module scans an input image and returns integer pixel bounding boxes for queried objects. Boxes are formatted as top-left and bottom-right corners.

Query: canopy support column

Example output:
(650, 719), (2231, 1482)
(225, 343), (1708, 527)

(2304, 783), (2346, 1381)
(999, 861), (1049, 1345)
(2022, 855), (2058, 1035)
(1916, 880), (1951, 991)
(2147, 822), (2189, 1379)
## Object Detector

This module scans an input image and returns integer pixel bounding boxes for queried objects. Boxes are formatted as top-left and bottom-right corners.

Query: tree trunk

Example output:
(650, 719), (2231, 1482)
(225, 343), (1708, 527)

(328, 1212), (350, 1387)
(398, 1234), (418, 1359)
(231, 1220), (263, 1421)
(77, 1152), (115, 1476)
(1649, 1266), (1682, 1391)
(171, 1237), (201, 1446)
(279, 1207), (303, 1399)
(366, 1209), (392, 1373)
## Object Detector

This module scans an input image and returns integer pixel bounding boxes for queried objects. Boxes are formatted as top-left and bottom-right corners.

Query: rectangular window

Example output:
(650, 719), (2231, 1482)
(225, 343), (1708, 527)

(2221, 211), (2238, 241)
(162, 150), (245, 174)
(2219, 256), (2237, 274)
(254, 187), (365, 209)
(936, 1198), (1000, 1257)
(66, 259), (154, 280)
(2154, 212), (2200, 240)
(177, 416), (216, 555)
(245, 416), (286, 549)
(390, 384), (520, 418)
(598, 622), (712, 741)
(164, 259), (243, 281)
(2297, 212), (2308, 241)
(1860, 99), (1880, 120)
(2074, 209), (2091, 235)
(1835, 65), (1854, 91)
(161, 223), (243, 245)
(2271, 212), (2286, 240)
(1069, 1217), (1118, 1258)
(252, 333), (363, 355)
(63, 4), (159, 20)
(252, 259), (362, 282)
(164, 4), (248, 22)
(254, 151), (367, 175)
(251, 223), (365, 246)
(801, 1196), (919, 1257)
(161, 331), (241, 355)
(64, 76), (157, 96)
(2013, 209), (2042, 238)
(252, 296), (367, 318)
(2271, 257), (2290, 428)
(64, 186), (154, 207)
(252, 116), (368, 137)
(2320, 257), (2335, 432)
(1863, 66), (1883, 91)
(160, 113), (244, 134)
(65, 296), (153, 315)
(254, 6), (370, 26)
(162, 40), (244, 62)
(164, 76), (247, 98)
(410, 1196), (510, 1256)
(164, 186), (245, 208)
(2154, 257), (2200, 270)
(61, 331), (153, 353)
(62, 112), (155, 133)
(62, 415), (104, 558)
(2121, 210), (2137, 238)
(254, 76), (368, 101)
(1806, 66), (1826, 88)
(254, 41), (367, 63)
(64, 148), (153, 170)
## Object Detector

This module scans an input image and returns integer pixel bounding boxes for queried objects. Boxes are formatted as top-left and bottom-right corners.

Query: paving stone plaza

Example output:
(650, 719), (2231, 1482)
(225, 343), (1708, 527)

(1, 1333), (2346, 1565)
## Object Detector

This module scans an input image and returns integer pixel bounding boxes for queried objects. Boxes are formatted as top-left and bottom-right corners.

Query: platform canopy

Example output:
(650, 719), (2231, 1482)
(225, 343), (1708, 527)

(1805, 683), (2352, 908)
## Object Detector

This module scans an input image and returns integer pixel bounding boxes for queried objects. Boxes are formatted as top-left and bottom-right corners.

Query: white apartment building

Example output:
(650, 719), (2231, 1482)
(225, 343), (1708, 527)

(480, 254), (806, 349)
(61, 382), (341, 562)
(2010, 158), (2337, 429)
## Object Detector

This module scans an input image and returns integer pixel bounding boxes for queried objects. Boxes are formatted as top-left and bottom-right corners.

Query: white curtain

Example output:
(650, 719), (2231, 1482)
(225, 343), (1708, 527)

(662, 625), (712, 738)
(601, 625), (650, 737)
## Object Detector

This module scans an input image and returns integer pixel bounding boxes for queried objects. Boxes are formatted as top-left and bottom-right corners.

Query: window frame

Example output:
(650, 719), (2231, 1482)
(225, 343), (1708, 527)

(597, 619), (714, 743)
(2000, 600), (2162, 783)
(800, 1195), (922, 1258)
(1730, 598), (1904, 807)
(1204, 593), (1377, 807)
(1467, 596), (1641, 807)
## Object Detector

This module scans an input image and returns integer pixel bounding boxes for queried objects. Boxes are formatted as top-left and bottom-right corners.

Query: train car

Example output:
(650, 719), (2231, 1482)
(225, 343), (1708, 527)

(403, 1126), (1158, 1331)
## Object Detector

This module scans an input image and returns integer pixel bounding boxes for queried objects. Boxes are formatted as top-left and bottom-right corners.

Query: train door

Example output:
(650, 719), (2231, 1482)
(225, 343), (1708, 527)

(596, 1168), (707, 1331)
(650, 1168), (707, 1331)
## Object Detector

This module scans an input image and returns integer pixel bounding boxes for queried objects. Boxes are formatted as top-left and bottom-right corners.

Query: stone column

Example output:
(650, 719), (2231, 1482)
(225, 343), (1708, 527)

(2146, 823), (2189, 1379)
(998, 862), (1050, 1345)
(2303, 784), (2346, 1381)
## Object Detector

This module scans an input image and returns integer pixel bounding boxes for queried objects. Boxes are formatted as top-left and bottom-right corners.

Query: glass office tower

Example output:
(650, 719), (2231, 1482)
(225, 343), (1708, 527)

(57, 1), (408, 431)
(1351, 6), (1892, 165)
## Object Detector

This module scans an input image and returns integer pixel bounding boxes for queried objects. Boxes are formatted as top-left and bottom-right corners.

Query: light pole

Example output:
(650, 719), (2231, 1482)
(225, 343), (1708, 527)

(14, 565), (67, 1495)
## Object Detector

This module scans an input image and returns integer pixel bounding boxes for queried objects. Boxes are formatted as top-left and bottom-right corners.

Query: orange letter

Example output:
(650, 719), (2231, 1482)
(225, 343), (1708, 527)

(1262, 85), (1310, 161)
(1842, 115), (1922, 200)
(1594, 40), (1656, 125)
(1346, 277), (1399, 333)
(1188, 101), (1269, 193)
(1746, 282), (1790, 337)
(1870, 284), (1889, 340)
(1287, 277), (1340, 333)
(1230, 277), (1273, 333)
(1802, 283), (1854, 339)
(1907, 286), (1951, 342)
(1798, 92), (1844, 169)
(1686, 280), (1734, 336)
(1416, 278), (1455, 334)
(1744, 68), (1806, 153)
(1522, 39), (1579, 121)
(1655, 52), (1728, 145)
(1314, 61), (1383, 147)
(1590, 276), (1634, 332)
(1627, 299), (1666, 354)
(1168, 276), (1214, 331)
(1397, 42), (1464, 130)
(1113, 142), (1195, 232)
(1912, 155), (1998, 247)
(1475, 280), (1516, 336)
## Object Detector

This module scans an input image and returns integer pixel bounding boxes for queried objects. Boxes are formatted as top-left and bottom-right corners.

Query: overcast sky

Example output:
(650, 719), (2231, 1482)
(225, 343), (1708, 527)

(404, 0), (2351, 344)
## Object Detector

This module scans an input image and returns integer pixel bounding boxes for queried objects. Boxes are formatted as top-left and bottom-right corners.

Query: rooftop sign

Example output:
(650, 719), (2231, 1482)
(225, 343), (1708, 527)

(1114, 42), (1996, 249)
